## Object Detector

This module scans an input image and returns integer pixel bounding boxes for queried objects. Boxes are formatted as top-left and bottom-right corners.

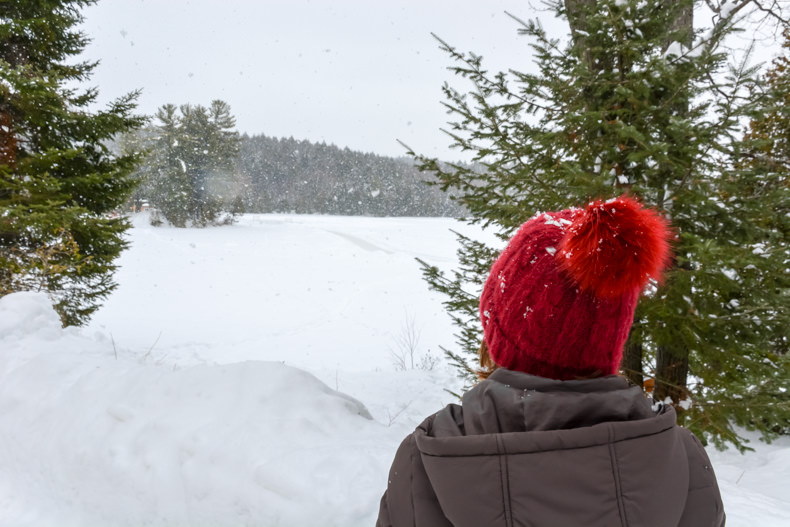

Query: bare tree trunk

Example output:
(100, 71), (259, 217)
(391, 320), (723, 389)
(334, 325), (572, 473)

(0, 112), (16, 170)
(654, 345), (691, 418)
(669, 1), (695, 48)
(563, 0), (597, 72)
(655, 0), (693, 406)
(621, 337), (644, 388)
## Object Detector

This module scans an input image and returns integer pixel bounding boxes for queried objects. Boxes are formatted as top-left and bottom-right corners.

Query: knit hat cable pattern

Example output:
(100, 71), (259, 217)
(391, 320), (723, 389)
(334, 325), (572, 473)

(480, 196), (672, 380)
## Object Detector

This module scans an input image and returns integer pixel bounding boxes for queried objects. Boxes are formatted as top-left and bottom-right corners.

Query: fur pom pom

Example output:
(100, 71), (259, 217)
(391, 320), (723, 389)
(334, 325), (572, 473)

(558, 196), (672, 298)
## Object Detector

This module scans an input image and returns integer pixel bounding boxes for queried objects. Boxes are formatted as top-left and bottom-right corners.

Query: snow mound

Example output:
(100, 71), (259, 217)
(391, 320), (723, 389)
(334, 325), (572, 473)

(0, 292), (62, 340)
(0, 292), (388, 527)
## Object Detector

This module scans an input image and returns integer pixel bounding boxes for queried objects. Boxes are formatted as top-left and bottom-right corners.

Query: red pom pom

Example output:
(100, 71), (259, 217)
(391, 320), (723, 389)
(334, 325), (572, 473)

(558, 196), (673, 298)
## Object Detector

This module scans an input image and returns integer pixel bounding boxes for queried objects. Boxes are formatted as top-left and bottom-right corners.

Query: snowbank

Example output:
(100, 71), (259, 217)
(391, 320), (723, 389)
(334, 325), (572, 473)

(0, 292), (392, 526)
(708, 433), (790, 527)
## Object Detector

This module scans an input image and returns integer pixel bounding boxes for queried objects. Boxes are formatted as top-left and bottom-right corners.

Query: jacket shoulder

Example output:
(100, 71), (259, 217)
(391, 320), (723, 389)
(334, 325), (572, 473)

(377, 414), (453, 527)
(677, 428), (726, 527)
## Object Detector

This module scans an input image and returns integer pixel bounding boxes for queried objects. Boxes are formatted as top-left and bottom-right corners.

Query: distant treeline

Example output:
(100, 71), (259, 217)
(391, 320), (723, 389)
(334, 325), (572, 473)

(121, 101), (466, 221)
(234, 134), (465, 217)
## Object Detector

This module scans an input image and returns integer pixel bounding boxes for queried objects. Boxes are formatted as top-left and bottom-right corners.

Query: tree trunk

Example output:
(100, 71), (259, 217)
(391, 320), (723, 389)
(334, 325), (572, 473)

(669, 1), (694, 48)
(564, 0), (596, 72)
(654, 345), (690, 417)
(0, 112), (17, 170)
(621, 338), (644, 389)
(656, 0), (693, 406)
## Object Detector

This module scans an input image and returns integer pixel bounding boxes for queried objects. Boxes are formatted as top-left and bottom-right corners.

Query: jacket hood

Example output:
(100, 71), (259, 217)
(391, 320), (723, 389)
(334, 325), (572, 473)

(414, 370), (690, 527)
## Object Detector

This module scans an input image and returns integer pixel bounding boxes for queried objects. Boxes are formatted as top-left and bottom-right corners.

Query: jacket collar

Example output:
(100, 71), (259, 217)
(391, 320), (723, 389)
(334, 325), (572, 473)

(487, 368), (631, 393)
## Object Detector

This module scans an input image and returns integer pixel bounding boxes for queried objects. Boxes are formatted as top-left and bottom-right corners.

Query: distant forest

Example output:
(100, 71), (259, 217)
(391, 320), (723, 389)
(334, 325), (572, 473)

(122, 101), (465, 220)
(233, 134), (464, 217)
(122, 102), (467, 220)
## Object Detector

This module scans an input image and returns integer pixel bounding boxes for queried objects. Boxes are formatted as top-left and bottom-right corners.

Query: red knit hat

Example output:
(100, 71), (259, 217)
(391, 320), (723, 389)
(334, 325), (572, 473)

(479, 196), (672, 380)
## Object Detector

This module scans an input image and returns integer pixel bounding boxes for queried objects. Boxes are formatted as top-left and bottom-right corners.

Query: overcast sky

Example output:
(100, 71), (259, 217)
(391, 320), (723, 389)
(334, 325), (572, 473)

(78, 0), (559, 159)
(78, 1), (780, 160)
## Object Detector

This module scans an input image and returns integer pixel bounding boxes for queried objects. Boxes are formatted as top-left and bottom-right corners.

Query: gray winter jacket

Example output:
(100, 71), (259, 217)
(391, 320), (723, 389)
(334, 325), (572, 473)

(377, 369), (725, 527)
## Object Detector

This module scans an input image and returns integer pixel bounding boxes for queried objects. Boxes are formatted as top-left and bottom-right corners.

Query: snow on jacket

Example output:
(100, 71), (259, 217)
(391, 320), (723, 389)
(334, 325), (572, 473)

(376, 369), (725, 527)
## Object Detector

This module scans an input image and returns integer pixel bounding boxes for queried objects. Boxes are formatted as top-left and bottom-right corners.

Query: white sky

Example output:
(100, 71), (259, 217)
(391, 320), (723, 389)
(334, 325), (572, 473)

(78, 0), (781, 160)
(78, 0), (560, 160)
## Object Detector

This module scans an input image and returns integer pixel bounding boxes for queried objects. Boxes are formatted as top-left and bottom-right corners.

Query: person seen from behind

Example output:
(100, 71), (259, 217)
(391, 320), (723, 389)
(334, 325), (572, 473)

(376, 195), (725, 527)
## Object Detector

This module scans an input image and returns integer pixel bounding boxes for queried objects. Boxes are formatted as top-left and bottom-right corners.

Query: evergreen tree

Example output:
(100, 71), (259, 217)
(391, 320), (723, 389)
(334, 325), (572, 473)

(145, 100), (240, 227)
(745, 30), (790, 177)
(0, 0), (144, 325)
(736, 29), (790, 435)
(415, 0), (790, 448)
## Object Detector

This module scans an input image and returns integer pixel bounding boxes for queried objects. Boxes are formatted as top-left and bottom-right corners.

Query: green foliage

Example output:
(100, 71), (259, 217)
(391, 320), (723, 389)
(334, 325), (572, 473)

(0, 0), (145, 326)
(416, 0), (790, 448)
(732, 28), (790, 437)
(138, 100), (240, 227)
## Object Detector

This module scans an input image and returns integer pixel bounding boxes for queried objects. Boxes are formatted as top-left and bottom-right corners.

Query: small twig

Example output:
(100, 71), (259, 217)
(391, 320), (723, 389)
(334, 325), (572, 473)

(154, 354), (170, 366)
(111, 333), (118, 360)
(750, 0), (789, 25)
(736, 470), (746, 484)
(143, 331), (162, 359)
(386, 400), (413, 427)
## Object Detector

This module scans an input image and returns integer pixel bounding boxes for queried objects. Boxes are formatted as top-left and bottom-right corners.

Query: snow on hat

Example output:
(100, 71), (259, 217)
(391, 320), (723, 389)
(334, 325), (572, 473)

(479, 195), (672, 380)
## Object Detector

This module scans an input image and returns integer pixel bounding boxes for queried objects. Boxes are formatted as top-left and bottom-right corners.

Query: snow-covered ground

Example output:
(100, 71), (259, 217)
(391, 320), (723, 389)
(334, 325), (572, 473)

(0, 213), (787, 526)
